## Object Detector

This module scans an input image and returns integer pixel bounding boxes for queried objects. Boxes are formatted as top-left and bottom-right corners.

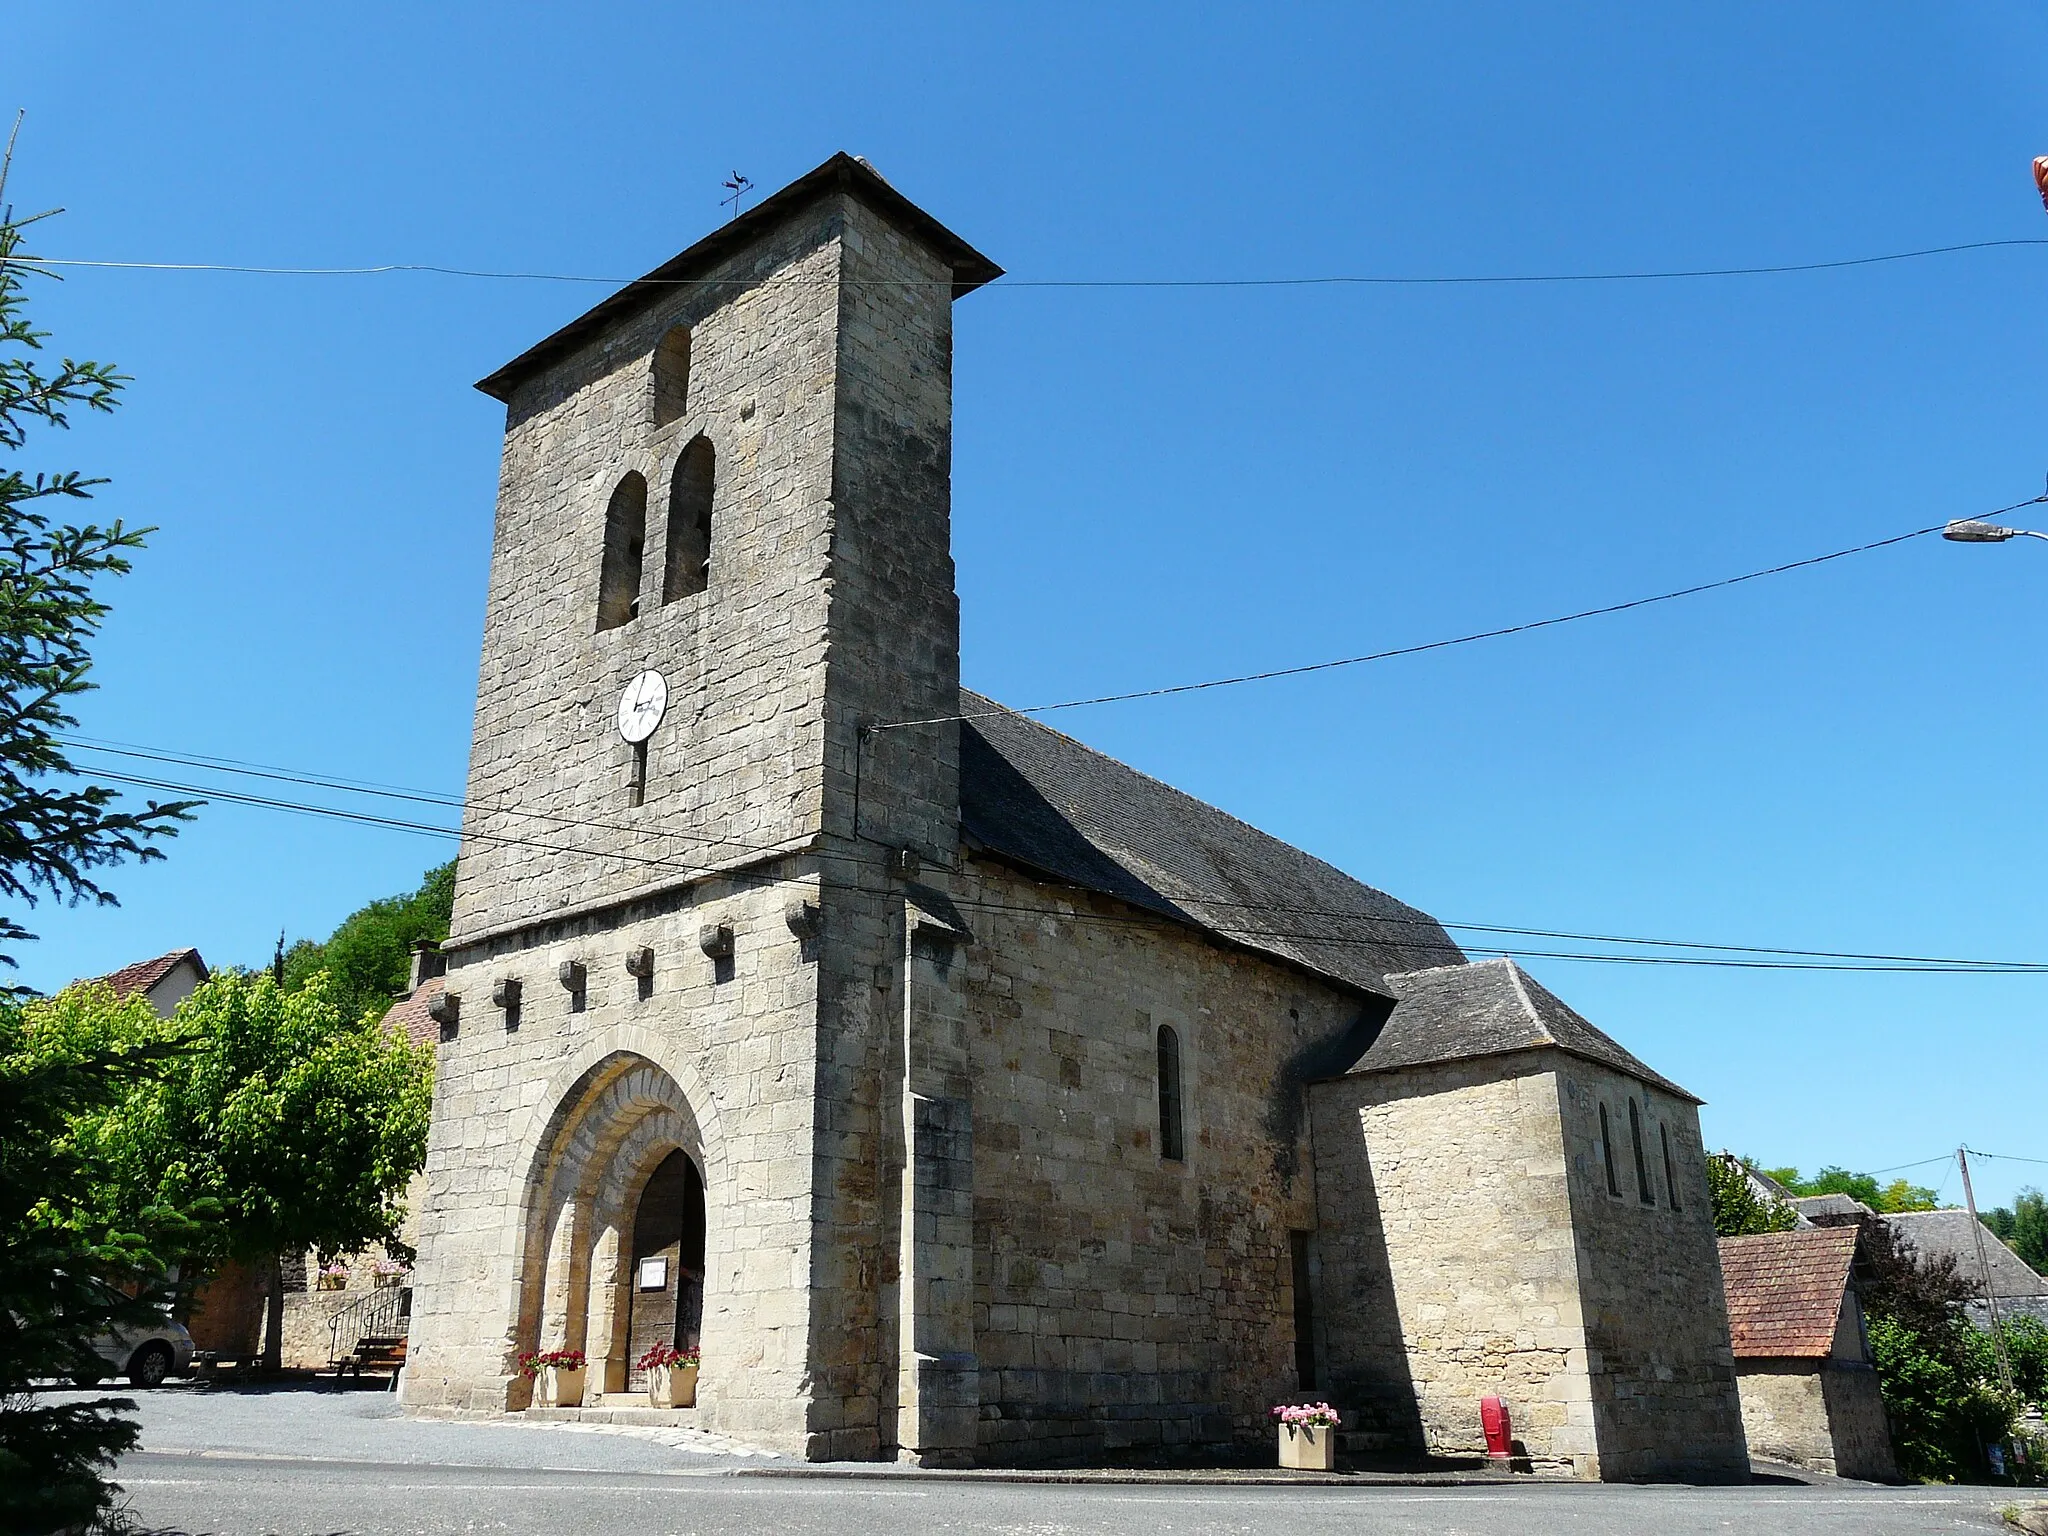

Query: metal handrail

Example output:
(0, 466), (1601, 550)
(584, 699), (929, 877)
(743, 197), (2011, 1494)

(326, 1283), (412, 1366)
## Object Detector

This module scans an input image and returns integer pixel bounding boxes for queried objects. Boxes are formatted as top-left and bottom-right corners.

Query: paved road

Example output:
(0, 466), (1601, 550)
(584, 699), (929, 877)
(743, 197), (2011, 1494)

(77, 1385), (2027, 1536)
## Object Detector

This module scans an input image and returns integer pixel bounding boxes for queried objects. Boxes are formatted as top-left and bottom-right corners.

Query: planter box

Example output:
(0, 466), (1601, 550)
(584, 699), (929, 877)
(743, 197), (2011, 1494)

(373, 1271), (407, 1289)
(536, 1365), (586, 1408)
(316, 1275), (348, 1292)
(647, 1362), (698, 1409)
(1278, 1423), (1337, 1470)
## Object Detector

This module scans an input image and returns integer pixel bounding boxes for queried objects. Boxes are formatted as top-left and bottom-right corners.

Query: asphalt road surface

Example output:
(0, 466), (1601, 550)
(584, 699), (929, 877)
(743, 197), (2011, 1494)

(76, 1384), (2028, 1535)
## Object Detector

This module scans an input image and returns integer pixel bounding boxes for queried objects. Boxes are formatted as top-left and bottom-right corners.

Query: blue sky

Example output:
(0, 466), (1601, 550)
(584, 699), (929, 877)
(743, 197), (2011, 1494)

(7, 3), (2045, 1206)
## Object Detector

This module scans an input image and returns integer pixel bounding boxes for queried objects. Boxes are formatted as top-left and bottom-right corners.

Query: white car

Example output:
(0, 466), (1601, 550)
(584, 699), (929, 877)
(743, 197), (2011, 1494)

(80, 1315), (195, 1388)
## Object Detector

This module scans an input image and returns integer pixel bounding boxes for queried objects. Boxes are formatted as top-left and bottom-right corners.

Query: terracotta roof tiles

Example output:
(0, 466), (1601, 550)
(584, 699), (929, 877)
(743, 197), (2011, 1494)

(92, 947), (206, 999)
(378, 976), (445, 1050)
(1718, 1227), (1860, 1359)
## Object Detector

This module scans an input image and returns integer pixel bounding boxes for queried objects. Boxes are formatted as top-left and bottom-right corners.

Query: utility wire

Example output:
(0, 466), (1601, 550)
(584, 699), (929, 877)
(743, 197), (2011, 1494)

(874, 494), (2048, 731)
(11, 237), (2048, 289)
(57, 735), (2048, 972)
(77, 764), (2048, 974)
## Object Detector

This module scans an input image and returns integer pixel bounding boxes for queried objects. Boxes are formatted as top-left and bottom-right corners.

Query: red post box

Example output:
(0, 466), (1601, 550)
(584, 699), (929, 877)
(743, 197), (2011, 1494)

(1479, 1394), (1513, 1464)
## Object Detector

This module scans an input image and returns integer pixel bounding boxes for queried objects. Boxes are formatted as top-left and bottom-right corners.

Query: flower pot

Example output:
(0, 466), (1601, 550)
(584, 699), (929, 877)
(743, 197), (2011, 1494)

(317, 1274), (348, 1292)
(374, 1271), (407, 1289)
(647, 1362), (698, 1409)
(537, 1365), (586, 1408)
(1278, 1423), (1337, 1470)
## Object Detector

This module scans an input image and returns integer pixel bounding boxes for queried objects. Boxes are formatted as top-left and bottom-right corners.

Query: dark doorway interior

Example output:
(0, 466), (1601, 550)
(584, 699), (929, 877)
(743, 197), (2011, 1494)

(625, 1149), (705, 1389)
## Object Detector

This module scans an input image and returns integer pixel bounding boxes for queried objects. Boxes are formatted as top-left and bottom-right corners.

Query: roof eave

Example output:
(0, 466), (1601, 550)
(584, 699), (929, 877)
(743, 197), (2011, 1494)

(1345, 1039), (1704, 1103)
(961, 839), (1391, 1003)
(475, 152), (1003, 403)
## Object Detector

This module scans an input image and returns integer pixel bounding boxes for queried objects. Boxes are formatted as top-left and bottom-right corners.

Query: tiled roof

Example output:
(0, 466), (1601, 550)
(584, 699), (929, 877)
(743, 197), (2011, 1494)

(93, 947), (206, 999)
(1348, 957), (1698, 1101)
(477, 153), (1003, 403)
(1793, 1193), (1873, 1222)
(1883, 1210), (2048, 1299)
(378, 977), (445, 1050)
(1718, 1227), (1861, 1358)
(958, 692), (1465, 997)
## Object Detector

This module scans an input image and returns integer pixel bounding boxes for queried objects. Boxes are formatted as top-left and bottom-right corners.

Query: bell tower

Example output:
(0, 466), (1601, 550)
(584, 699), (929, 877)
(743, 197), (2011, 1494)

(403, 157), (1001, 1458)
(452, 154), (1001, 934)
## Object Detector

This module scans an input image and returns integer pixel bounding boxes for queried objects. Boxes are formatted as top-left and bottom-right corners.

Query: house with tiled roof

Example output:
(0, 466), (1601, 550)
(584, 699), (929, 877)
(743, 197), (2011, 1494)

(1718, 1227), (1896, 1480)
(269, 942), (447, 1375)
(1883, 1208), (2048, 1330)
(92, 947), (209, 1017)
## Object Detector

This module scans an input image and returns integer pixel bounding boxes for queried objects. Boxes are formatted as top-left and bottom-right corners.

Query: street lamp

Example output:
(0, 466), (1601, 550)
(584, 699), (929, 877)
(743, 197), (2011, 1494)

(1943, 519), (2048, 544)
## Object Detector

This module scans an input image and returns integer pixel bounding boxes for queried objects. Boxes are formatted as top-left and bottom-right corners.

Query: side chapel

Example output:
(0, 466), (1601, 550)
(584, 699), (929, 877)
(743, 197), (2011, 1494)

(401, 154), (1749, 1480)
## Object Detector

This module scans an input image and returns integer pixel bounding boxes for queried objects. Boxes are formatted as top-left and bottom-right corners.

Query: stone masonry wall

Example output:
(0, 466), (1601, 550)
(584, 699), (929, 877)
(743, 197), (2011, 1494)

(1557, 1060), (1748, 1480)
(404, 863), (825, 1453)
(1309, 1054), (1597, 1472)
(450, 198), (849, 937)
(803, 196), (973, 1462)
(1734, 1363), (1836, 1473)
(955, 857), (1364, 1464)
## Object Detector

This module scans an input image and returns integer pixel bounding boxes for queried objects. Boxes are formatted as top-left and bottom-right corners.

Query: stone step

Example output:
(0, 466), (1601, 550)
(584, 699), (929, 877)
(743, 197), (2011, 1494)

(525, 1401), (700, 1426)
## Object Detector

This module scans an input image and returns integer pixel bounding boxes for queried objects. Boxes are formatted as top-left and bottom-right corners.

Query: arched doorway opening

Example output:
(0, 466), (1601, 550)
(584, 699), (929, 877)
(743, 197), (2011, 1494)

(623, 1149), (705, 1389)
(514, 1052), (712, 1403)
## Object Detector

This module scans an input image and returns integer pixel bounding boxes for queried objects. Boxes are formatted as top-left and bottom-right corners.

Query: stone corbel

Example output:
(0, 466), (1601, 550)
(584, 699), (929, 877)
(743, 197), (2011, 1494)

(784, 900), (821, 941)
(625, 946), (656, 977)
(427, 990), (460, 1037)
(697, 925), (733, 960)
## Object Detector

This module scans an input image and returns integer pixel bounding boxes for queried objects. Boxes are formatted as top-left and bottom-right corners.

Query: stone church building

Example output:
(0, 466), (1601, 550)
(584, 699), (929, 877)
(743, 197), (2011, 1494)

(401, 154), (1748, 1479)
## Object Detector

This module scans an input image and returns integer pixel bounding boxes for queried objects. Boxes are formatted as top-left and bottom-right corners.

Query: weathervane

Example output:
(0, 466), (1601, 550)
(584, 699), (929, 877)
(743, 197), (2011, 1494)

(721, 172), (754, 221)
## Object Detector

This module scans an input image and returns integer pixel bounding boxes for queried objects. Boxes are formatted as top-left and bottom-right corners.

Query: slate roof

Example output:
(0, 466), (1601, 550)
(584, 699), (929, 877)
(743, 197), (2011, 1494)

(1793, 1193), (1874, 1223)
(1883, 1209), (2048, 1299)
(378, 977), (446, 1051)
(957, 692), (1466, 997)
(93, 947), (207, 999)
(1718, 1227), (1860, 1359)
(477, 153), (1003, 403)
(1347, 956), (1699, 1101)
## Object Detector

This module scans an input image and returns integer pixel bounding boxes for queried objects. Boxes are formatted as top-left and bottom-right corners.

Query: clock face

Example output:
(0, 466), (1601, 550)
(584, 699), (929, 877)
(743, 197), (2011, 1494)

(616, 670), (668, 743)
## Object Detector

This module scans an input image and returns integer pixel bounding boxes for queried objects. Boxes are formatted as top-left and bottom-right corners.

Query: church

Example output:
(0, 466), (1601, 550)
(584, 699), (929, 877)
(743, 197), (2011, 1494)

(400, 153), (1748, 1480)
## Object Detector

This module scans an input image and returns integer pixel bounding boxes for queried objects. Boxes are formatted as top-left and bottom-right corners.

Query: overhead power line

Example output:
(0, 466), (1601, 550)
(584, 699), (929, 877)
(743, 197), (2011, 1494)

(874, 493), (2048, 731)
(60, 735), (2048, 968)
(10, 237), (2048, 290)
(64, 749), (2048, 976)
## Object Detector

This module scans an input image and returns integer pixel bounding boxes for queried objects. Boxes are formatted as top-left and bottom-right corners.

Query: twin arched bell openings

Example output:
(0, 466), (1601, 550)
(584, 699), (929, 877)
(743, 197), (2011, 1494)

(593, 324), (716, 634)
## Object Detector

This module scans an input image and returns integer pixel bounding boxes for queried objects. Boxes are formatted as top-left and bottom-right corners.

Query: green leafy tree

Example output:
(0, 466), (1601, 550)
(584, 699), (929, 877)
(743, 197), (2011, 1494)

(281, 859), (454, 1025)
(1983, 1189), (2048, 1277)
(1761, 1164), (1938, 1214)
(1708, 1154), (1799, 1237)
(1821, 1211), (2013, 1481)
(61, 970), (434, 1372)
(0, 1008), (210, 1534)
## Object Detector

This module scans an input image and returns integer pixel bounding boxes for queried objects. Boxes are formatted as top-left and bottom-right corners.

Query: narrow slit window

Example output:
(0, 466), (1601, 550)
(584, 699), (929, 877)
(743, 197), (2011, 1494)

(1156, 1024), (1185, 1162)
(1629, 1099), (1654, 1205)
(1661, 1123), (1681, 1211)
(597, 472), (648, 631)
(1289, 1230), (1317, 1390)
(628, 739), (648, 808)
(651, 325), (691, 426)
(664, 436), (714, 603)
(1599, 1103), (1620, 1196)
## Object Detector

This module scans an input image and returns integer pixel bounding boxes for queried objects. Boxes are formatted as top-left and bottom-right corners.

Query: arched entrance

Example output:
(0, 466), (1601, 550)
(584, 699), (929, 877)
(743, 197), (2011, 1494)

(515, 1052), (711, 1401)
(622, 1149), (705, 1389)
